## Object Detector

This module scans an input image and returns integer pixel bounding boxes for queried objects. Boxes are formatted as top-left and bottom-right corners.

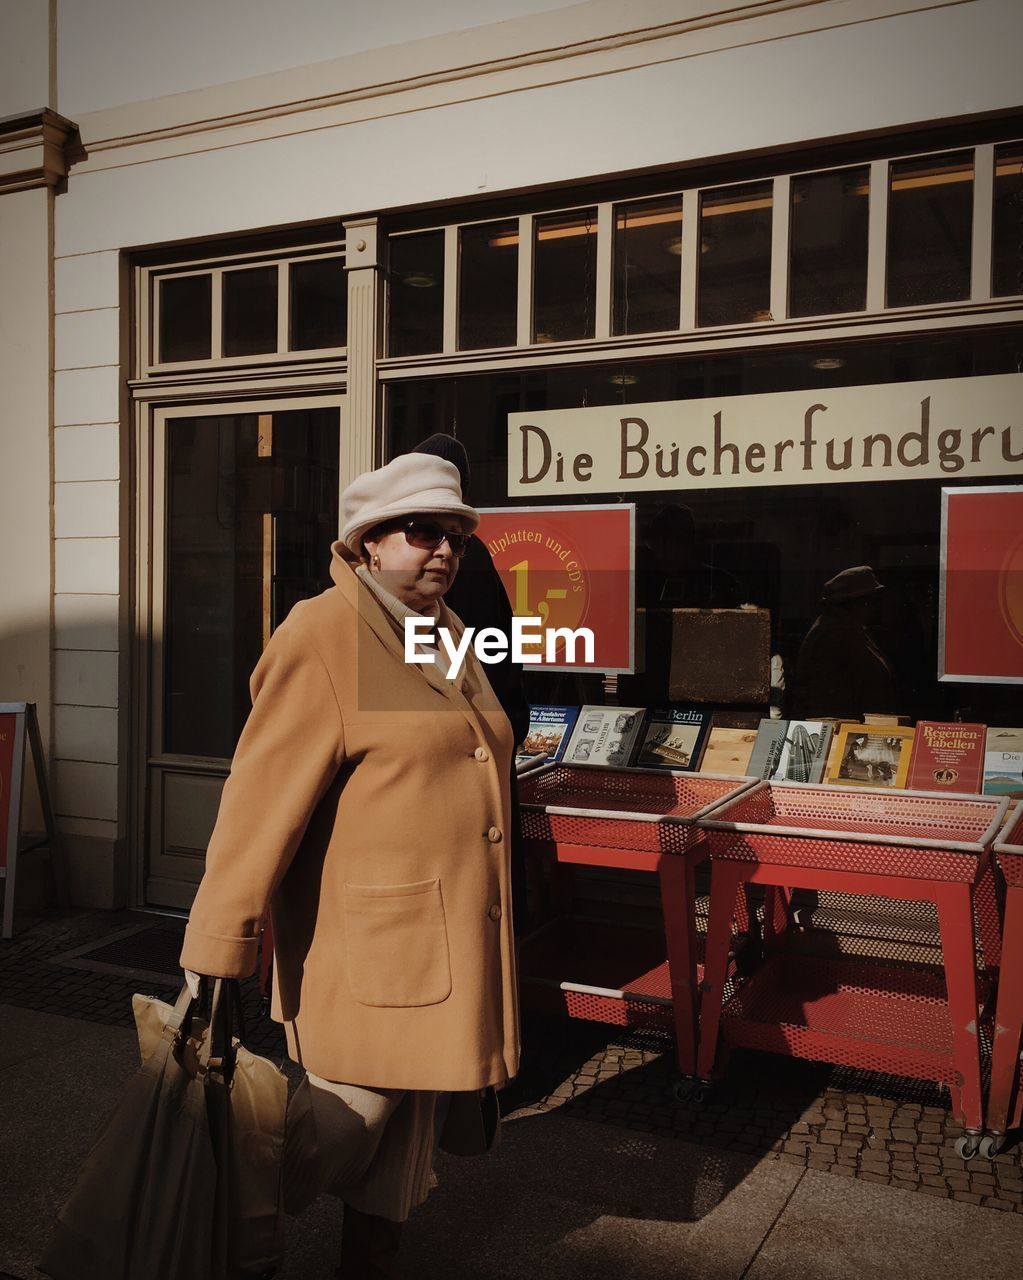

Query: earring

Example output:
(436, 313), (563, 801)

(371, 553), (381, 570)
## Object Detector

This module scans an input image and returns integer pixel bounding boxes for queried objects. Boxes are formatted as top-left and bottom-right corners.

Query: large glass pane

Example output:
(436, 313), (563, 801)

(163, 406), (339, 758)
(223, 265), (279, 356)
(887, 151), (973, 307)
(158, 274), (212, 363)
(458, 220), (518, 350)
(993, 142), (1023, 297)
(613, 196), (683, 335)
(698, 181), (773, 327)
(789, 167), (869, 316)
(388, 231), (445, 356)
(290, 257), (347, 350)
(533, 208), (597, 342)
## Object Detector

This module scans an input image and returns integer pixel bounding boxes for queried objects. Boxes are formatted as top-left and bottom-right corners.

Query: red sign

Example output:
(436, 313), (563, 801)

(0, 712), (16, 869)
(940, 486), (1023, 684)
(476, 504), (635, 672)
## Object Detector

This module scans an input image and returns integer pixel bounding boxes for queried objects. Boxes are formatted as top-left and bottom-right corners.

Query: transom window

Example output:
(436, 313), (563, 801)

(383, 139), (1023, 359)
(146, 243), (347, 370)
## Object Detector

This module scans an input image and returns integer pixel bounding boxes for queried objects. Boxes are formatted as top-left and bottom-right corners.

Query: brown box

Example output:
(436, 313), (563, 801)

(668, 607), (771, 703)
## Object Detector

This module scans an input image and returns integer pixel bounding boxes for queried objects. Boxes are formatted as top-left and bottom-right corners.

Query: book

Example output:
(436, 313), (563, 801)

(982, 727), (1023, 798)
(824, 723), (915, 789)
(862, 713), (912, 726)
(518, 705), (580, 763)
(699, 727), (759, 777)
(632, 706), (711, 771)
(563, 705), (646, 768)
(905, 721), (986, 793)
(747, 718), (834, 784)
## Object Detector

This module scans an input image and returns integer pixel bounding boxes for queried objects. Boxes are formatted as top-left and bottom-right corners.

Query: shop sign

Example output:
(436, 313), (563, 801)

(475, 505), (635, 672)
(507, 373), (1023, 495)
(939, 486), (1023, 684)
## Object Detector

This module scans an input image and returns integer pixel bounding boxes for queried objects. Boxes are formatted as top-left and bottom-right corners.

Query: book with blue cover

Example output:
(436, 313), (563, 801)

(518, 705), (580, 763)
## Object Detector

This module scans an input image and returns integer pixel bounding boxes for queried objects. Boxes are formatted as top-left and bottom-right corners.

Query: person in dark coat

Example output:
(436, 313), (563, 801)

(411, 434), (532, 935)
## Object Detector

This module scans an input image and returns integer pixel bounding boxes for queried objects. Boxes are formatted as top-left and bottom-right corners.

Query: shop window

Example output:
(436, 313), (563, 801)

(388, 230), (445, 356)
(697, 181), (773, 327)
(223, 265), (278, 357)
(289, 257), (347, 350)
(533, 208), (597, 343)
(886, 151), (973, 307)
(613, 197), (683, 335)
(992, 142), (1023, 297)
(159, 273), (212, 363)
(789, 167), (869, 317)
(458, 219), (518, 350)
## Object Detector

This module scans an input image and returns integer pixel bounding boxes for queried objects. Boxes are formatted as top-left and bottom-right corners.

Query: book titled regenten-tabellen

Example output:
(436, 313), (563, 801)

(905, 721), (986, 793)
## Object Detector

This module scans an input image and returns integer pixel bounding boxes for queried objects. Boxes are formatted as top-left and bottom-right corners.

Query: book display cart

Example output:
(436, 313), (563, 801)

(516, 764), (755, 1097)
(695, 782), (1008, 1158)
(986, 807), (1023, 1157)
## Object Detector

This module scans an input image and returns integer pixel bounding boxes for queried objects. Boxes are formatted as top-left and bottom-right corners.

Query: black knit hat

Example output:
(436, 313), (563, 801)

(412, 434), (470, 499)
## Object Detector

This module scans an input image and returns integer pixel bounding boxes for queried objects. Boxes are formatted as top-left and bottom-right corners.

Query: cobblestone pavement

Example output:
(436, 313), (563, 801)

(3, 908), (1021, 1215)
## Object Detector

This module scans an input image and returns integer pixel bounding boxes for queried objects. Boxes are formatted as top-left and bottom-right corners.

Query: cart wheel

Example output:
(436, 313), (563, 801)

(978, 1135), (1005, 1160)
(954, 1134), (982, 1162)
(672, 1078), (696, 1104)
(693, 1082), (714, 1106)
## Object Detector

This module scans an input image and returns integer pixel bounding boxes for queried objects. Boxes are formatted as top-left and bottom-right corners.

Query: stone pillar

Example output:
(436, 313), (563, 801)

(342, 216), (381, 486)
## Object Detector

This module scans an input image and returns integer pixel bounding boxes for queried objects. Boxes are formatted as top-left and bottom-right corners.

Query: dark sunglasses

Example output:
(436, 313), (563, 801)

(401, 520), (472, 557)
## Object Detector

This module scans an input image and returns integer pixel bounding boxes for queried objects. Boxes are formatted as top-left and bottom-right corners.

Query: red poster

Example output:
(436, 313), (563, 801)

(940, 486), (1023, 684)
(476, 505), (635, 672)
(0, 712), (16, 869)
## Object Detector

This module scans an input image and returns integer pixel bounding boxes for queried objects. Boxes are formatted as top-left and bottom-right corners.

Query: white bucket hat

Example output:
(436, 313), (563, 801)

(339, 454), (478, 556)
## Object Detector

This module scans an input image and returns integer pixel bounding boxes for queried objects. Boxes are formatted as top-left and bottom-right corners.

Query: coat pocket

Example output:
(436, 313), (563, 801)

(343, 878), (452, 1008)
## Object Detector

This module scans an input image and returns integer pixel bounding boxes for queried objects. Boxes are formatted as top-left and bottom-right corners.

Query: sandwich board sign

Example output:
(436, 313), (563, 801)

(1, 703), (64, 937)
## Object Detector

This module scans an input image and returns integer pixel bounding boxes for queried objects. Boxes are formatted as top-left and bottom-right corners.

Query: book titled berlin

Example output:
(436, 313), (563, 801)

(632, 706), (710, 770)
(518, 705), (580, 763)
(905, 721), (986, 793)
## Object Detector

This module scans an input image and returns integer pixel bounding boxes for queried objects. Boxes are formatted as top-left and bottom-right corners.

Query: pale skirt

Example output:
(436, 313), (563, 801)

(282, 1073), (441, 1223)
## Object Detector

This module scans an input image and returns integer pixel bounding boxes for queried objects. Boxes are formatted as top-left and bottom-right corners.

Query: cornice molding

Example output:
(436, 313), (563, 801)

(0, 109), (84, 195)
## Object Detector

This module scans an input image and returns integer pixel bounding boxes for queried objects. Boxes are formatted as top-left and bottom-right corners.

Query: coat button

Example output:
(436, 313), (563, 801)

(487, 827), (502, 843)
(474, 747), (489, 762)
(488, 904), (502, 921)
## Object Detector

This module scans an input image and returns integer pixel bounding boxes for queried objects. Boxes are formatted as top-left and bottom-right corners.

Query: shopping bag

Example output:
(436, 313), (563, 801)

(38, 982), (222, 1280)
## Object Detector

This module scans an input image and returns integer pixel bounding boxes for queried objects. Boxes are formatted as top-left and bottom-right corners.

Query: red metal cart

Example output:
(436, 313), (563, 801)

(695, 781), (1007, 1156)
(517, 764), (755, 1094)
(985, 804), (1023, 1157)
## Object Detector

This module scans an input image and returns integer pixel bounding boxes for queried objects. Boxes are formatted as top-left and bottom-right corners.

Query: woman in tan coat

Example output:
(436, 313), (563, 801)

(179, 454), (519, 1277)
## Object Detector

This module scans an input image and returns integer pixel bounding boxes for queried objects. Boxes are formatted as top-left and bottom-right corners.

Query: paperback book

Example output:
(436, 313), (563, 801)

(905, 721), (986, 793)
(518, 705), (580, 763)
(824, 723), (915, 789)
(564, 705), (646, 768)
(632, 706), (711, 771)
(983, 727), (1023, 798)
(747, 719), (834, 783)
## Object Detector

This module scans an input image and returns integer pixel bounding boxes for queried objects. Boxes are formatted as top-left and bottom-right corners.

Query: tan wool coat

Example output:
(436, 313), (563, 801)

(179, 547), (520, 1092)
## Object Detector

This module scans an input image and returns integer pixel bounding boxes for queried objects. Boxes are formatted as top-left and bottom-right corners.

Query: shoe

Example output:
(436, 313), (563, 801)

(335, 1204), (403, 1279)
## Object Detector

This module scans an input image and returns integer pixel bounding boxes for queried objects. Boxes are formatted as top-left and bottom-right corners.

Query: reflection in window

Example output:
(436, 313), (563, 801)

(613, 197), (683, 335)
(458, 220), (518, 350)
(789, 167), (869, 316)
(887, 151), (973, 307)
(290, 258), (347, 350)
(164, 408), (339, 758)
(533, 209), (597, 342)
(993, 143), (1023, 297)
(159, 274), (212, 363)
(223, 266), (278, 356)
(388, 231), (445, 356)
(698, 182), (773, 327)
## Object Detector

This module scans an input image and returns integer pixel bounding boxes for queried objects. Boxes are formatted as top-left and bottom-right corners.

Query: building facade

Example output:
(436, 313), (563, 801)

(1, 0), (1021, 911)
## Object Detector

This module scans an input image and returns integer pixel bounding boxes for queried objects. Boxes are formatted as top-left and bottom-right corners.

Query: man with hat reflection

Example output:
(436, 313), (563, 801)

(790, 565), (899, 720)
